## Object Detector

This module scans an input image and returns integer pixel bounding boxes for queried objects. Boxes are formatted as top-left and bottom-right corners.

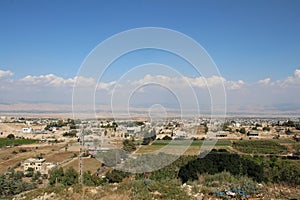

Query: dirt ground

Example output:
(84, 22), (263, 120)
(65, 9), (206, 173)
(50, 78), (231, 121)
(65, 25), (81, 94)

(0, 142), (76, 174)
(62, 157), (101, 174)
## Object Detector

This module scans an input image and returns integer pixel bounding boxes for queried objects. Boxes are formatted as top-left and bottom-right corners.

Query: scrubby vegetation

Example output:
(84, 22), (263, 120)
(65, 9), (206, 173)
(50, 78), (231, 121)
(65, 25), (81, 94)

(198, 171), (262, 197)
(3, 147), (300, 199)
(0, 171), (36, 198)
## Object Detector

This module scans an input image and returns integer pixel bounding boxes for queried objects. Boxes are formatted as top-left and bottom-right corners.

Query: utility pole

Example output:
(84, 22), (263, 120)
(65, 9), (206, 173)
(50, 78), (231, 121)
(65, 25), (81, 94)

(79, 125), (84, 185)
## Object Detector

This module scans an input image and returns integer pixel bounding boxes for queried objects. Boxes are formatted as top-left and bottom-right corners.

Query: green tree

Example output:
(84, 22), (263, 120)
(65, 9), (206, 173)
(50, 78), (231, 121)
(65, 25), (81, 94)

(222, 122), (231, 131)
(106, 169), (128, 183)
(285, 128), (293, 135)
(283, 120), (295, 127)
(162, 135), (172, 140)
(63, 167), (78, 186)
(83, 171), (104, 186)
(142, 129), (156, 145)
(31, 171), (41, 182)
(122, 139), (136, 152)
(7, 134), (15, 140)
(239, 127), (246, 134)
(49, 167), (64, 185)
(25, 167), (34, 177)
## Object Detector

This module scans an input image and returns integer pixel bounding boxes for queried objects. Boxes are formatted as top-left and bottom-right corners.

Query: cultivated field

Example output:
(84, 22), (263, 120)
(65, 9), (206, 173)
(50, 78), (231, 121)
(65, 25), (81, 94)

(0, 142), (72, 174)
(136, 140), (232, 155)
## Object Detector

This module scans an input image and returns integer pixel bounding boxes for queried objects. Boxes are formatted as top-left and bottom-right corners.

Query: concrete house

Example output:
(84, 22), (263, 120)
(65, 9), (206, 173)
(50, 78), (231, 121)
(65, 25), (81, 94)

(22, 158), (57, 175)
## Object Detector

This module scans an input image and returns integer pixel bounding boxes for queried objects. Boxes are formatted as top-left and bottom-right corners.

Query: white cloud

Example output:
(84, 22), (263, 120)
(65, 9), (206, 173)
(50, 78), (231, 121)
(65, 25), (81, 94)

(275, 69), (300, 88)
(258, 78), (271, 85)
(97, 81), (116, 90)
(226, 80), (245, 90)
(295, 69), (300, 78)
(0, 70), (13, 79)
(20, 74), (96, 87)
(132, 74), (242, 90)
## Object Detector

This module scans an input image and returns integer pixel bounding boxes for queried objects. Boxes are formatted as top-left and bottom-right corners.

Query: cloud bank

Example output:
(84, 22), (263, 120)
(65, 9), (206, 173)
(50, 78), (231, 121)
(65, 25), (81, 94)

(0, 69), (300, 114)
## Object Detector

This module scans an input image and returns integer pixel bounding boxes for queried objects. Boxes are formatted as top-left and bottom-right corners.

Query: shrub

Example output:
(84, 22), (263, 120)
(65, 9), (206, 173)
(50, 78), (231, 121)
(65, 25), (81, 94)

(122, 139), (136, 152)
(105, 169), (128, 183)
(7, 134), (15, 140)
(162, 135), (172, 140)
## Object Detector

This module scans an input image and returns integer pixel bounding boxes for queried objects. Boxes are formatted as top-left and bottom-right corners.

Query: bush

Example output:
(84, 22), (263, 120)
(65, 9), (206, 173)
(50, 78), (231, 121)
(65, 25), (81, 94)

(0, 174), (36, 197)
(83, 171), (106, 186)
(49, 167), (64, 185)
(239, 128), (246, 134)
(122, 139), (136, 152)
(105, 169), (128, 183)
(125, 179), (189, 200)
(62, 130), (77, 137)
(19, 148), (27, 153)
(162, 135), (172, 140)
(7, 134), (15, 140)
(25, 168), (34, 177)
(63, 167), (78, 186)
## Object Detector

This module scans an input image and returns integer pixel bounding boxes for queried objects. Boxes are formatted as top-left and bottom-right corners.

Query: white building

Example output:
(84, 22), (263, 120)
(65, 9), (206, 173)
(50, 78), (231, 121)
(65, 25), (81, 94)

(22, 128), (33, 133)
(22, 158), (57, 175)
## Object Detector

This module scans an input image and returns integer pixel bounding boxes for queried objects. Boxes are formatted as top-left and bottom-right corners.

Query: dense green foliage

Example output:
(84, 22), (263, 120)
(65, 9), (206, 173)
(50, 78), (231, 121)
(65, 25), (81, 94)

(83, 171), (106, 186)
(7, 133), (15, 139)
(49, 167), (78, 186)
(0, 172), (36, 197)
(239, 127), (246, 134)
(282, 120), (295, 127)
(122, 139), (136, 152)
(127, 121), (145, 127)
(162, 135), (172, 140)
(141, 155), (196, 181)
(222, 122), (231, 131)
(233, 140), (287, 154)
(142, 128), (156, 145)
(178, 149), (264, 183)
(105, 169), (129, 183)
(62, 130), (77, 137)
(0, 138), (39, 147)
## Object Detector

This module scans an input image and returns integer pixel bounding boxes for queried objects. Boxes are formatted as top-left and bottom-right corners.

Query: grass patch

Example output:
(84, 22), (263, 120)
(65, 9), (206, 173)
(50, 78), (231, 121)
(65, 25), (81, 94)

(152, 140), (231, 147)
(0, 138), (39, 148)
(137, 140), (231, 155)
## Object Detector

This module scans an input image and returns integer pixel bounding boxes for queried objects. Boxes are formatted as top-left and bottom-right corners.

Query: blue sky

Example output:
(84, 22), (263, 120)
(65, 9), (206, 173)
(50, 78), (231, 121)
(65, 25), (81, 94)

(0, 0), (299, 81)
(0, 0), (300, 113)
